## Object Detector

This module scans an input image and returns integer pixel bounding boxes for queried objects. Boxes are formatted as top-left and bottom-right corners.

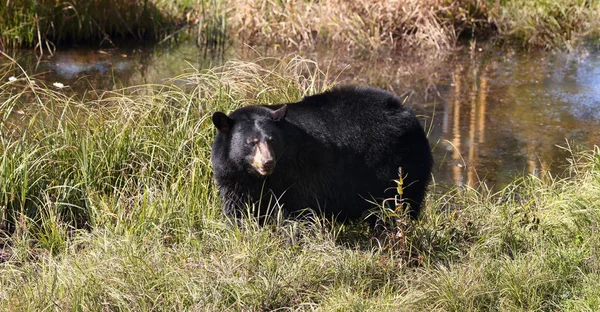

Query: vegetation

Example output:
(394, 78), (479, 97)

(228, 0), (600, 50)
(1, 55), (600, 310)
(492, 0), (600, 49)
(2, 0), (600, 52)
(0, 0), (199, 53)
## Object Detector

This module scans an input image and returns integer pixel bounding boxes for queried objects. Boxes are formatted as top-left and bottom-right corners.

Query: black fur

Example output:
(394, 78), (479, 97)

(211, 85), (433, 222)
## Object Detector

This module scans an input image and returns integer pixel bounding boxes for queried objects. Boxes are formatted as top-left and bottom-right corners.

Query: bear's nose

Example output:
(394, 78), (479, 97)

(262, 159), (275, 170)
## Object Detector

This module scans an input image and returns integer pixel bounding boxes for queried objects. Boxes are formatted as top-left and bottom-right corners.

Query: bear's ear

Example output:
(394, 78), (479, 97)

(212, 112), (234, 134)
(271, 105), (287, 122)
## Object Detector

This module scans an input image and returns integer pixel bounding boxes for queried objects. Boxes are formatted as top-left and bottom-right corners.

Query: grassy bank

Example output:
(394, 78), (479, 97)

(2, 55), (600, 310)
(0, 0), (201, 52)
(2, 0), (600, 53)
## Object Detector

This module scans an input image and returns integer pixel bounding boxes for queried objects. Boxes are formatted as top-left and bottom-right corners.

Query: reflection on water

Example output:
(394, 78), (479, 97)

(6, 44), (227, 90)
(550, 54), (600, 121)
(431, 50), (600, 187)
(47, 50), (134, 79)
(4, 45), (600, 188)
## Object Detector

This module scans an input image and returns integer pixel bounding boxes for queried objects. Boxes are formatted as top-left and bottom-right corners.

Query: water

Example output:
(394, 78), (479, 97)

(4, 44), (600, 188)
(3, 44), (226, 90)
(430, 49), (600, 187)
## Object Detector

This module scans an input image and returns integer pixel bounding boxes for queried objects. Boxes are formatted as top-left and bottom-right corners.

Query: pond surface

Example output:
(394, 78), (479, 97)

(6, 44), (600, 188)
(431, 49), (600, 187)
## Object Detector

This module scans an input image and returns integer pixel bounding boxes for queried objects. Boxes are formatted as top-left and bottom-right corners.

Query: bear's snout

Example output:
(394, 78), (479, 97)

(261, 159), (276, 174)
(252, 142), (276, 176)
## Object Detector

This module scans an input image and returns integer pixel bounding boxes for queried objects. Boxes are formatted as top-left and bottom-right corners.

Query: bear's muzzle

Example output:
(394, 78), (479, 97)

(252, 142), (276, 176)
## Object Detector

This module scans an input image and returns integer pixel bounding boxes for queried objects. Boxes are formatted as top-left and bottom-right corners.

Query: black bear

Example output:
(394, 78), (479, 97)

(211, 85), (433, 224)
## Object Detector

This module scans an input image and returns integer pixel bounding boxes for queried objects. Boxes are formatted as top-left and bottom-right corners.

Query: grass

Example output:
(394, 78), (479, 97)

(491, 0), (600, 49)
(228, 0), (468, 51)
(1, 55), (600, 310)
(2, 0), (600, 53)
(227, 0), (600, 51)
(0, 0), (210, 53)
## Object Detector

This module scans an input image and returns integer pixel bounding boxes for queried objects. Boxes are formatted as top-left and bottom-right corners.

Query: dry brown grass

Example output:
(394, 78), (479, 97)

(228, 0), (488, 51)
(225, 0), (600, 52)
(5, 0), (599, 53)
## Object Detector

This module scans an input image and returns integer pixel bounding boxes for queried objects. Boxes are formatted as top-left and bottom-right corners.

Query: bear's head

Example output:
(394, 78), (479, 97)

(212, 105), (288, 177)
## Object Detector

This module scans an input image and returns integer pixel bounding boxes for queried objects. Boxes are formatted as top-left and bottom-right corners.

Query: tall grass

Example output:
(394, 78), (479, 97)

(226, 0), (600, 51)
(0, 0), (207, 53)
(3, 0), (600, 53)
(228, 0), (464, 51)
(1, 55), (600, 310)
(491, 0), (600, 49)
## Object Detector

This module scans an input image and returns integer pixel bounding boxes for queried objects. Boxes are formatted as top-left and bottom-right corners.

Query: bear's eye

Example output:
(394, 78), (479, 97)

(247, 138), (259, 146)
(267, 136), (274, 142)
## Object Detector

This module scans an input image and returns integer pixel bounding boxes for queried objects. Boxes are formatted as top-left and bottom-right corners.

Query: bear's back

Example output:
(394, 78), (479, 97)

(277, 85), (424, 162)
